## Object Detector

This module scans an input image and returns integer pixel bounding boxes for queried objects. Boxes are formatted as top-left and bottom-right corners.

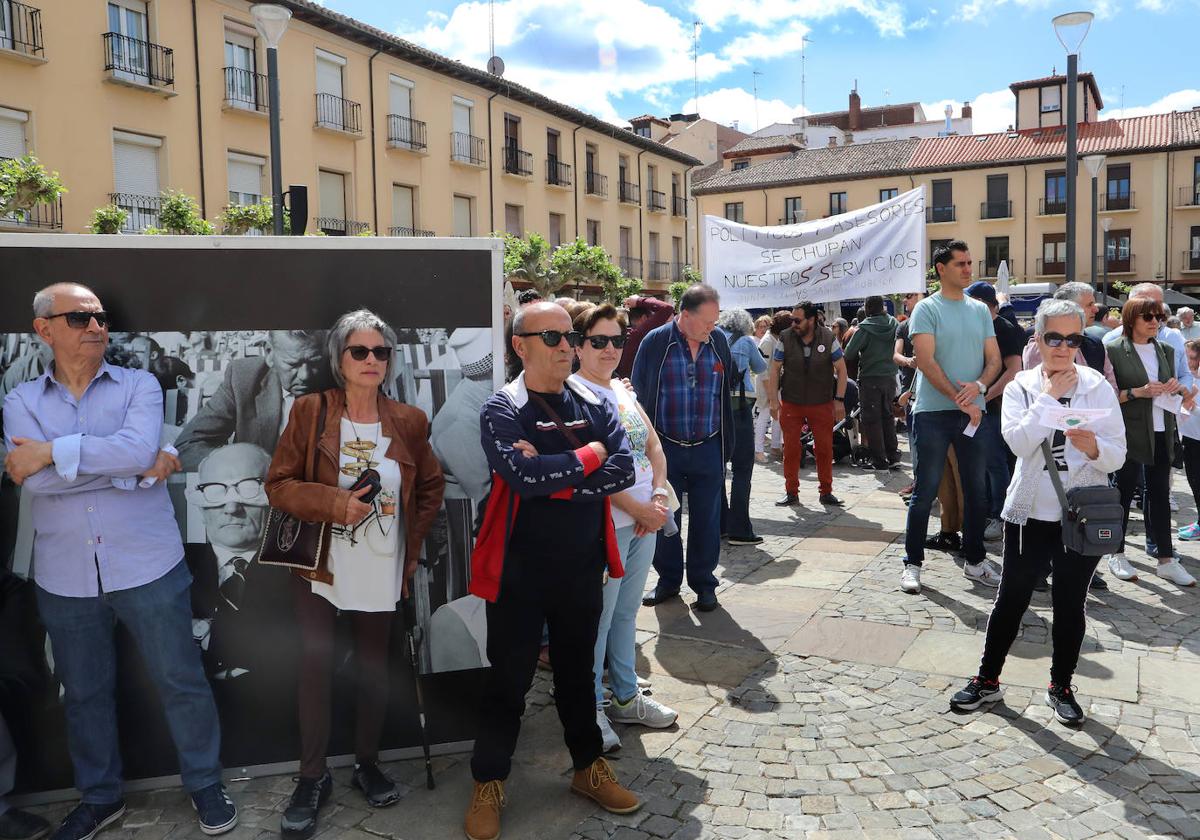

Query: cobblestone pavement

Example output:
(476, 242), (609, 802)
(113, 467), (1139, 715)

(25, 440), (1200, 839)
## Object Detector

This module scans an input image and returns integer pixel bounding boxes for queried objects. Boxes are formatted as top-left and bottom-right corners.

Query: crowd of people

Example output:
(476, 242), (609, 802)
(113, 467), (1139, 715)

(2, 251), (1198, 840)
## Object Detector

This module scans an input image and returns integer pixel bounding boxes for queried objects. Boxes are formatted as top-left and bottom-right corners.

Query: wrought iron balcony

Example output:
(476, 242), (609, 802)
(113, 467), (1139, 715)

(926, 205), (955, 223)
(503, 145), (533, 177)
(388, 225), (435, 237)
(980, 200), (1012, 220)
(619, 256), (641, 277)
(387, 114), (427, 150)
(618, 181), (640, 204)
(1184, 250), (1200, 271)
(1, 0), (44, 58)
(1040, 198), (1066, 215)
(0, 195), (61, 230)
(586, 171), (608, 198)
(648, 260), (670, 281)
(1100, 191), (1134, 212)
(1179, 186), (1200, 208)
(316, 217), (370, 236)
(103, 31), (173, 88)
(1036, 258), (1066, 276)
(672, 195), (687, 217)
(223, 66), (267, 112)
(315, 92), (361, 134)
(671, 262), (685, 281)
(450, 132), (486, 166)
(1099, 252), (1135, 274)
(648, 190), (667, 212)
(546, 159), (572, 187)
(108, 193), (160, 232)
(779, 210), (807, 224)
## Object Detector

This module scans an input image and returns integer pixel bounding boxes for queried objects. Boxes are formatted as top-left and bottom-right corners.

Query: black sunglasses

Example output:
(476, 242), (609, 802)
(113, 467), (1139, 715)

(1141, 312), (1167, 323)
(1043, 332), (1084, 349)
(345, 345), (393, 361)
(583, 334), (628, 350)
(515, 330), (584, 348)
(45, 310), (109, 329)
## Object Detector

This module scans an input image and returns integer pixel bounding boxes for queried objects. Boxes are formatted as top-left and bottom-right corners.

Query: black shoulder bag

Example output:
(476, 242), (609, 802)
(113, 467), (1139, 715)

(1039, 438), (1123, 557)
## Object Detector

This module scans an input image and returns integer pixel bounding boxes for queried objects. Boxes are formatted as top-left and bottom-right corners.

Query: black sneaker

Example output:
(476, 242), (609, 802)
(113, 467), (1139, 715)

(50, 801), (125, 840)
(726, 535), (764, 546)
(819, 494), (844, 506)
(1033, 575), (1050, 593)
(1089, 572), (1108, 591)
(0, 808), (51, 840)
(774, 493), (799, 507)
(191, 782), (237, 836)
(641, 587), (679, 607)
(924, 532), (962, 552)
(281, 771), (333, 839)
(949, 676), (1005, 711)
(1046, 683), (1085, 726)
(352, 762), (399, 808)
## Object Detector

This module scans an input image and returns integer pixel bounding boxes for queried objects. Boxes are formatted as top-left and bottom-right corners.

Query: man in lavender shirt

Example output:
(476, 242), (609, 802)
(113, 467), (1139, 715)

(3, 284), (238, 840)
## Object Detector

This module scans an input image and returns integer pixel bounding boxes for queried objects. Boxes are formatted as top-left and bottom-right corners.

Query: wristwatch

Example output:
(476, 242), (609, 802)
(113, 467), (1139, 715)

(975, 380), (986, 395)
(1124, 388), (1135, 402)
(834, 395), (845, 402)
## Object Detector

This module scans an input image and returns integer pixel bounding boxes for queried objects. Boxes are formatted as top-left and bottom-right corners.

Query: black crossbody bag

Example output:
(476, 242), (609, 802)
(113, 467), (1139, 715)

(1039, 440), (1123, 557)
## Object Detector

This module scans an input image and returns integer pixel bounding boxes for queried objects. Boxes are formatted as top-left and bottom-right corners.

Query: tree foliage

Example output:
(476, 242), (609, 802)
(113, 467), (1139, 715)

(156, 190), (213, 235)
(551, 237), (621, 297)
(88, 204), (128, 234)
(501, 232), (564, 297)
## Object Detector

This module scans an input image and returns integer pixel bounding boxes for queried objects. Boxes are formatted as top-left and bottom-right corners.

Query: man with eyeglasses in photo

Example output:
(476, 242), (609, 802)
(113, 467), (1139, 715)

(2, 284), (238, 840)
(463, 301), (638, 840)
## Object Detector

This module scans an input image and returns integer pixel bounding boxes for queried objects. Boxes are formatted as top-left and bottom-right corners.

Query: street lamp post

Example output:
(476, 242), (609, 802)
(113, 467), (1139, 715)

(1083, 154), (1106, 287)
(1053, 11), (1094, 284)
(1101, 216), (1113, 305)
(251, 4), (292, 236)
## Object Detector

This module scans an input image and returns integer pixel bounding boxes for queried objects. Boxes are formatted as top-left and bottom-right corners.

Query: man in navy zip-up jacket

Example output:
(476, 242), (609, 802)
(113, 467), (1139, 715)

(464, 303), (640, 840)
(631, 284), (734, 613)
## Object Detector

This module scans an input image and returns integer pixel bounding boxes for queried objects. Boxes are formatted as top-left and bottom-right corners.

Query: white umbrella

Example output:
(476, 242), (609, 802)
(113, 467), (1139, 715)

(996, 260), (1011, 295)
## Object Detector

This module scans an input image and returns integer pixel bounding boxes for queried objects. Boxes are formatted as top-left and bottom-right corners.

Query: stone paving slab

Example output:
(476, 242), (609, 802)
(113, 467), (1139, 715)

(1138, 657), (1200, 713)
(782, 616), (922, 667)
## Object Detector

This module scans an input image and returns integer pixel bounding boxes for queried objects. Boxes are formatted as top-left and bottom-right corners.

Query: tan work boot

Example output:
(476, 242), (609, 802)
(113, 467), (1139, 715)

(464, 780), (505, 840)
(570, 757), (641, 814)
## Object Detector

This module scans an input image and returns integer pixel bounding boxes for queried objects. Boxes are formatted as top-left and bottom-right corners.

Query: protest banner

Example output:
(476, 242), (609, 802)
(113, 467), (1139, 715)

(703, 186), (927, 308)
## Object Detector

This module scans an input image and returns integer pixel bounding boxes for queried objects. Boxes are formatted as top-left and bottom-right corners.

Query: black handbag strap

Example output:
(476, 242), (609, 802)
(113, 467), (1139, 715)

(306, 393), (327, 483)
(1040, 438), (1071, 513)
(528, 390), (585, 449)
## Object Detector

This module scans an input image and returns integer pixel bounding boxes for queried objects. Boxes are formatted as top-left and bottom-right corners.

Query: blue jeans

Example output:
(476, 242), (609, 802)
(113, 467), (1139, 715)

(980, 410), (1011, 519)
(721, 401), (757, 539)
(593, 525), (657, 704)
(35, 561), (223, 803)
(904, 410), (987, 566)
(654, 436), (723, 596)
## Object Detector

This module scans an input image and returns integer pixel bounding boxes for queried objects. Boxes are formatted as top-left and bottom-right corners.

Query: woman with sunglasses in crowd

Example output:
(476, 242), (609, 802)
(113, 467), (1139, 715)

(950, 299), (1126, 725)
(569, 303), (679, 752)
(1105, 297), (1197, 587)
(266, 309), (445, 838)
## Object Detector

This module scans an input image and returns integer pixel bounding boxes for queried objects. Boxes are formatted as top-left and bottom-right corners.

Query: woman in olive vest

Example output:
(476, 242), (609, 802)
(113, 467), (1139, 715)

(1106, 296), (1197, 587)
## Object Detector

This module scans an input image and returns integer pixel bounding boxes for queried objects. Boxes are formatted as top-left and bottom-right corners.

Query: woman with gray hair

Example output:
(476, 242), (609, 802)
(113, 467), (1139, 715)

(950, 298), (1125, 726)
(266, 309), (445, 834)
(718, 307), (767, 543)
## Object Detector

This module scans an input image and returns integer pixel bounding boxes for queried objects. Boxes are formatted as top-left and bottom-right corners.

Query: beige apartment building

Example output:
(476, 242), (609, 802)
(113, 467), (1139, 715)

(694, 74), (1200, 292)
(0, 0), (699, 288)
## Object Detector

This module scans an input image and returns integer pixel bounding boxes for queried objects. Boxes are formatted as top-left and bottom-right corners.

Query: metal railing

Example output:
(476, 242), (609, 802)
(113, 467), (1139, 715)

(648, 190), (667, 212)
(779, 210), (807, 224)
(387, 114), (427, 150)
(388, 225), (435, 237)
(316, 217), (370, 236)
(619, 256), (641, 277)
(450, 132), (486, 165)
(672, 195), (687, 217)
(926, 205), (955, 223)
(0, 0), (43, 56)
(671, 262), (685, 281)
(223, 66), (267, 112)
(980, 200), (1012, 220)
(0, 194), (61, 230)
(109, 192), (161, 232)
(586, 171), (608, 198)
(1040, 198), (1066, 215)
(503, 145), (533, 176)
(1100, 191), (1134, 212)
(1100, 252), (1135, 273)
(1036, 258), (1065, 276)
(1179, 186), (1200, 208)
(315, 92), (361, 133)
(546, 159), (571, 187)
(618, 181), (640, 204)
(1184, 250), (1200, 271)
(648, 260), (670, 282)
(102, 31), (173, 88)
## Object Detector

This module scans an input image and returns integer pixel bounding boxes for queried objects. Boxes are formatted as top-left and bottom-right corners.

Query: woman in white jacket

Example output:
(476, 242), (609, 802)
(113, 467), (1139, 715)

(949, 299), (1126, 726)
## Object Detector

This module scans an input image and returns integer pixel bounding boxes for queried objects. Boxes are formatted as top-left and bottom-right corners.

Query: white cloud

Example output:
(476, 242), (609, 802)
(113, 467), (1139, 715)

(922, 89), (1016, 134)
(681, 87), (807, 133)
(1106, 89), (1200, 118)
(692, 0), (908, 37)
(956, 0), (1122, 22)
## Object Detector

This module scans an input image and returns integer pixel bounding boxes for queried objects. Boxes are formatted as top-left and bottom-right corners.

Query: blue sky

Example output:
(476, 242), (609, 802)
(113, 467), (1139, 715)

(318, 0), (1199, 135)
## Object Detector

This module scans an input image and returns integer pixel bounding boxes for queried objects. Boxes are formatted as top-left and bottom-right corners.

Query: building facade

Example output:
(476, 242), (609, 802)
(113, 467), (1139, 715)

(0, 0), (699, 288)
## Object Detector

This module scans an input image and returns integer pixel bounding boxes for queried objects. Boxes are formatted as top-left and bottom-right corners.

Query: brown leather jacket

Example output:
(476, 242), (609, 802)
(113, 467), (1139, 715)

(265, 388), (445, 589)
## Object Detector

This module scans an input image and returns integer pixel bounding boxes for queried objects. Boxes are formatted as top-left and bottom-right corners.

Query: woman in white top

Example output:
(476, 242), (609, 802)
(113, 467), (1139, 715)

(753, 312), (792, 461)
(949, 299), (1126, 726)
(1178, 339), (1200, 541)
(570, 303), (679, 752)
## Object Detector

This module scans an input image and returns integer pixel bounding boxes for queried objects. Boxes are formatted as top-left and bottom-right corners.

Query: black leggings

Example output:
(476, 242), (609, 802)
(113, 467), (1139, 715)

(1183, 437), (1200, 515)
(978, 519), (1099, 687)
(1116, 431), (1173, 559)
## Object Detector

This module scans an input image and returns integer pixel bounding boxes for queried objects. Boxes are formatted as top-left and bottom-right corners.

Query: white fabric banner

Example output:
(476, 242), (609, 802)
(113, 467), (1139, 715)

(703, 186), (927, 308)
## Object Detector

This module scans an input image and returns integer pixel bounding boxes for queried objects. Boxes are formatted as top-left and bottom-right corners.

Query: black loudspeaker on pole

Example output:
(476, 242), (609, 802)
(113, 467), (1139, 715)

(285, 185), (308, 236)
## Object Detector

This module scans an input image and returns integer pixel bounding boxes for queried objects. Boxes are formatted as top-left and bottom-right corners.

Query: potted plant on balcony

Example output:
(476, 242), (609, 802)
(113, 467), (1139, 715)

(154, 190), (214, 235)
(220, 200), (272, 235)
(88, 204), (129, 234)
(0, 155), (67, 222)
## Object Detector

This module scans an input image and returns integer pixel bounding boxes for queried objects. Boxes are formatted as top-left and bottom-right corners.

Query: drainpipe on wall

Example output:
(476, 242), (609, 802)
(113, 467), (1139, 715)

(1165, 152), (1173, 287)
(684, 164), (694, 273)
(572, 125), (582, 238)
(637, 149), (646, 273)
(190, 0), (206, 218)
(1023, 165), (1029, 280)
(762, 188), (768, 224)
(486, 89), (502, 232)
(367, 49), (380, 234)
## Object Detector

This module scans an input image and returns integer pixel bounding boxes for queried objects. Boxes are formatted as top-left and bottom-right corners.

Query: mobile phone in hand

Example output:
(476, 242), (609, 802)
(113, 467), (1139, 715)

(348, 468), (382, 504)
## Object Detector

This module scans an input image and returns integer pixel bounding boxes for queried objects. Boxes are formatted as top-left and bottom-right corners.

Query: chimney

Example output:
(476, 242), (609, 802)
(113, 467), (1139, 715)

(962, 101), (973, 119)
(848, 85), (862, 131)
(827, 136), (838, 147)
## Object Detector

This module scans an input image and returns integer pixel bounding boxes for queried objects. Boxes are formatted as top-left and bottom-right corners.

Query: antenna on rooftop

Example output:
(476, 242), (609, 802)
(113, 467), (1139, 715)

(692, 20), (701, 115)
(486, 0), (505, 76)
(800, 35), (811, 131)
(752, 69), (763, 131)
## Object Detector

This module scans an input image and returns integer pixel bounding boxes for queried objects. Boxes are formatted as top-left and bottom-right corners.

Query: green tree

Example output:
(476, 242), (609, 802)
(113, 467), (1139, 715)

(156, 190), (213, 235)
(680, 265), (703, 285)
(551, 237), (621, 299)
(668, 281), (689, 308)
(602, 274), (643, 306)
(0, 155), (67, 219)
(501, 232), (564, 297)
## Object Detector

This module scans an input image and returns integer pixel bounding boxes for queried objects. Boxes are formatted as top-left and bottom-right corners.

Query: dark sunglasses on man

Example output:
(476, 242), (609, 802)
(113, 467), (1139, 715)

(582, 334), (628, 350)
(1043, 332), (1084, 349)
(45, 311), (109, 329)
(345, 345), (393, 361)
(515, 329), (584, 348)
(1141, 311), (1167, 323)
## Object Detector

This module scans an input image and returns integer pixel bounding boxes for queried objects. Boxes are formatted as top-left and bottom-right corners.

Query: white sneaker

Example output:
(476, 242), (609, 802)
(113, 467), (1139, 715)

(900, 565), (921, 594)
(596, 705), (621, 752)
(607, 691), (678, 729)
(964, 560), (1002, 587)
(1155, 559), (1197, 587)
(1170, 493), (1180, 512)
(983, 518), (1003, 542)
(1106, 553), (1138, 581)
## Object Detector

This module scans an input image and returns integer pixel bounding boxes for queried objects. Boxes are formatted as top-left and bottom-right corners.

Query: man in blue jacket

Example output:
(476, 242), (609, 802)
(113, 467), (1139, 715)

(632, 284), (734, 612)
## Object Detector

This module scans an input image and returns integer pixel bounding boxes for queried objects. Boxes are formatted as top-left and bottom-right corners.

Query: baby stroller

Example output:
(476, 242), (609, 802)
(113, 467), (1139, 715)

(797, 379), (866, 467)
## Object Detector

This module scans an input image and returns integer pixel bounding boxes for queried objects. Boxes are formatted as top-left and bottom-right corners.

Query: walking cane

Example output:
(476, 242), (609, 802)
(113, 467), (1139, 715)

(401, 596), (436, 789)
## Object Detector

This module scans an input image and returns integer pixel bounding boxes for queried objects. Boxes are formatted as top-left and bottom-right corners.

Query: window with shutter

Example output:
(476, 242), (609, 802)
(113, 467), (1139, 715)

(392, 185), (414, 233)
(318, 170), (345, 222)
(453, 195), (472, 236)
(112, 132), (161, 231)
(315, 52), (343, 98)
(0, 109), (28, 159)
(504, 204), (522, 237)
(389, 76), (412, 119)
(227, 154), (264, 205)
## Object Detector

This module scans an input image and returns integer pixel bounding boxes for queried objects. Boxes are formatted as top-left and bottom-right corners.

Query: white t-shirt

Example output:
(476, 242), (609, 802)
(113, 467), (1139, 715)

(1133, 343), (1166, 433)
(577, 377), (654, 530)
(1030, 393), (1074, 522)
(310, 417), (406, 612)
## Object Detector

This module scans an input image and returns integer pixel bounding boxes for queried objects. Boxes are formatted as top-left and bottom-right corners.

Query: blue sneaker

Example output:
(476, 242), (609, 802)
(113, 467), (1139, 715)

(50, 801), (125, 840)
(1178, 523), (1200, 541)
(191, 783), (237, 836)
